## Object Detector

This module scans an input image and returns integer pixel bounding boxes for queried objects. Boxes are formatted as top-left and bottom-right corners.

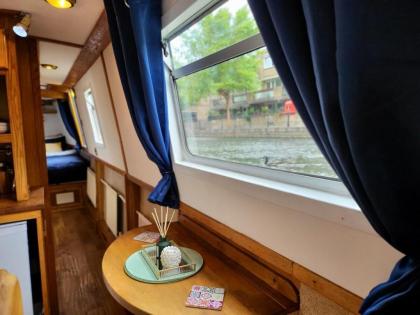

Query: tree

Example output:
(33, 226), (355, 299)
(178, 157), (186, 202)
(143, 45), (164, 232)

(173, 5), (261, 122)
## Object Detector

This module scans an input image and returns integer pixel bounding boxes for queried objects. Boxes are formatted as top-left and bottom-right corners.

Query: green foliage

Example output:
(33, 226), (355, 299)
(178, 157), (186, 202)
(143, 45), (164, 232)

(174, 5), (261, 111)
(261, 105), (269, 115)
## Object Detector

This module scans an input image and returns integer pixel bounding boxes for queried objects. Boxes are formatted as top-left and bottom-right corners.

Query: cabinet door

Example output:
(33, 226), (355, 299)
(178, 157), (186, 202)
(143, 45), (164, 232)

(0, 29), (7, 69)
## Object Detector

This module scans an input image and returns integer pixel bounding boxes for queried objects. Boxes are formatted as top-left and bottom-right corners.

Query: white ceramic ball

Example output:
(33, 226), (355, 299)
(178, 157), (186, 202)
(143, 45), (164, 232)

(161, 246), (182, 269)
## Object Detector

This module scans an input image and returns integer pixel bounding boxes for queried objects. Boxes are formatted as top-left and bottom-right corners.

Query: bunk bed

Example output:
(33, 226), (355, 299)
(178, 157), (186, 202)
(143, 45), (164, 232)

(45, 135), (89, 184)
(45, 135), (89, 211)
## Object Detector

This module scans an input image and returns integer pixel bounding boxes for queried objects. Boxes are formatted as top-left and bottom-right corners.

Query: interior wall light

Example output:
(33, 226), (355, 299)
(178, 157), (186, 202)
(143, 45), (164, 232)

(13, 13), (31, 38)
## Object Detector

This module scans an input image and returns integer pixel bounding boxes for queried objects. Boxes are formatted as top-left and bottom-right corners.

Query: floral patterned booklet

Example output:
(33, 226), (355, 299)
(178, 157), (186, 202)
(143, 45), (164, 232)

(185, 285), (225, 311)
(133, 231), (160, 243)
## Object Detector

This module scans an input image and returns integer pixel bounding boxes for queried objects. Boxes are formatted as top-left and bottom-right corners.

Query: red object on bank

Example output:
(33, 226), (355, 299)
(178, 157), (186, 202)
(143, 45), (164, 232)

(284, 100), (296, 114)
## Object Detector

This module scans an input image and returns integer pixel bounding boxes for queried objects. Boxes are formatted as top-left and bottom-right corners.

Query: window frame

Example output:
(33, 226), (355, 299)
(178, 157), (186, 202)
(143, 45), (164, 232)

(83, 87), (104, 146)
(164, 0), (351, 197)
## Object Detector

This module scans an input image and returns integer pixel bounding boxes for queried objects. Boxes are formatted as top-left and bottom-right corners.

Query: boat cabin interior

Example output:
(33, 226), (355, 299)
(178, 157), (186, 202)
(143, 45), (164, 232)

(0, 0), (417, 314)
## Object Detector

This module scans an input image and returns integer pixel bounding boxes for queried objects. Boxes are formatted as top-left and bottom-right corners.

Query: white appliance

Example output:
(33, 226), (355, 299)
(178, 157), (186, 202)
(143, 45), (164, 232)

(0, 221), (34, 315)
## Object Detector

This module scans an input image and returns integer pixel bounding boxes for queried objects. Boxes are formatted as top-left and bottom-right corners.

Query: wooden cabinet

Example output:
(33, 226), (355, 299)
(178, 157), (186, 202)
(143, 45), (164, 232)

(0, 189), (52, 315)
(0, 12), (56, 314)
(0, 14), (47, 201)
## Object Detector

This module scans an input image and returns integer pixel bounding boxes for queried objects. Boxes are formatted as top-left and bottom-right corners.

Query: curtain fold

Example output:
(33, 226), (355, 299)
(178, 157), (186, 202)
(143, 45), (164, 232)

(57, 99), (81, 149)
(103, 0), (179, 208)
(248, 0), (420, 313)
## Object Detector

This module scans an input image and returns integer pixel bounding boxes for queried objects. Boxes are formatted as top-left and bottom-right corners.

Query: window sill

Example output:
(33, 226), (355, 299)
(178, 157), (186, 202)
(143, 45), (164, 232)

(174, 159), (376, 235)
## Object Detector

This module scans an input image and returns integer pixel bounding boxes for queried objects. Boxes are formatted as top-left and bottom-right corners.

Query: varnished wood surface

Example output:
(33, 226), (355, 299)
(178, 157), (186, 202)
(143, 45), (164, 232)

(2, 14), (29, 201)
(17, 37), (48, 188)
(40, 89), (66, 100)
(63, 11), (111, 87)
(179, 215), (299, 304)
(0, 28), (7, 69)
(126, 177), (363, 314)
(103, 224), (294, 315)
(47, 181), (86, 212)
(0, 187), (44, 215)
(52, 209), (125, 315)
(124, 176), (140, 231)
(0, 133), (11, 143)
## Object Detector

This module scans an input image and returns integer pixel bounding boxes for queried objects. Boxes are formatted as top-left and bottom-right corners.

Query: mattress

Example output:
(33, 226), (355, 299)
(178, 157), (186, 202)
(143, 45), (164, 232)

(47, 153), (88, 184)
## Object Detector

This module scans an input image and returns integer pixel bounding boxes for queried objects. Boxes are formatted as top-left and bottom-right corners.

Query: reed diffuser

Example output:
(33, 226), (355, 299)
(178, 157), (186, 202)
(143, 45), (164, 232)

(151, 206), (176, 269)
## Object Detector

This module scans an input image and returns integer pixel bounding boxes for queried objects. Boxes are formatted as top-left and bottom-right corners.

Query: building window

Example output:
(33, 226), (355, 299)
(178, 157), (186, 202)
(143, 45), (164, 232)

(84, 88), (104, 145)
(263, 55), (273, 69)
(168, 0), (336, 179)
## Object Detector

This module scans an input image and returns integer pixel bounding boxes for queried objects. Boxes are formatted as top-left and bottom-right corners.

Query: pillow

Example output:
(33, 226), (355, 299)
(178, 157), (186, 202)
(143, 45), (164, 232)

(45, 142), (63, 153)
(45, 135), (67, 149)
(46, 149), (77, 157)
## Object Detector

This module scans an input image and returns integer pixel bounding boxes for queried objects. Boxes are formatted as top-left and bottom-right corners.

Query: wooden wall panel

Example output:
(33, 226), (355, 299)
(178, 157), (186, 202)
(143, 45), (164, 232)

(125, 176), (140, 230)
(16, 38), (48, 188)
(2, 16), (29, 201)
(0, 28), (7, 69)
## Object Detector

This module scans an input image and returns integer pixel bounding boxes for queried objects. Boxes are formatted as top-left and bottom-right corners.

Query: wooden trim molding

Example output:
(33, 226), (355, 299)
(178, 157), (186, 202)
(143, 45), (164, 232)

(63, 10), (111, 87)
(125, 176), (364, 314)
(0, 28), (8, 69)
(41, 88), (66, 100)
(126, 173), (154, 191)
(86, 153), (126, 176)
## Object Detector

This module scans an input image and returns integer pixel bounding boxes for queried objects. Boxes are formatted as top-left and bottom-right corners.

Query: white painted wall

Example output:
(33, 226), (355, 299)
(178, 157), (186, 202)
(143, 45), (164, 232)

(97, 1), (403, 298)
(43, 102), (76, 145)
(102, 45), (160, 184)
(74, 57), (125, 170)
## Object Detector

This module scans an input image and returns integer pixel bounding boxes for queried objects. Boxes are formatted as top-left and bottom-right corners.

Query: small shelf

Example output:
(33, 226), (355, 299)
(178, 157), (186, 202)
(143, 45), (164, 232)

(0, 133), (11, 143)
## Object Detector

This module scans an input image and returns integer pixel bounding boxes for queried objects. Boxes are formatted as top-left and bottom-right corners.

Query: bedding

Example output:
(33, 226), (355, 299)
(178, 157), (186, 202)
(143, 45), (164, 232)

(45, 142), (63, 153)
(47, 152), (89, 184)
(45, 135), (67, 148)
(46, 149), (77, 157)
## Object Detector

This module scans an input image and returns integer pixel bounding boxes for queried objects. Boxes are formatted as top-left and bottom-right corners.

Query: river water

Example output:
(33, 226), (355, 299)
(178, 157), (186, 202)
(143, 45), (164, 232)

(187, 137), (337, 179)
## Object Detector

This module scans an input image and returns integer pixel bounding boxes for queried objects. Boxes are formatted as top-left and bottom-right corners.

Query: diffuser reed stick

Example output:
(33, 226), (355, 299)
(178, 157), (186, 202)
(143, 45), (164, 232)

(152, 207), (176, 238)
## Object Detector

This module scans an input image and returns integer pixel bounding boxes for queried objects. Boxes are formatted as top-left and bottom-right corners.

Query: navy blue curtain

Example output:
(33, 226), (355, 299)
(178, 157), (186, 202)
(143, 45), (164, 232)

(248, 0), (420, 313)
(103, 0), (179, 208)
(57, 99), (81, 149)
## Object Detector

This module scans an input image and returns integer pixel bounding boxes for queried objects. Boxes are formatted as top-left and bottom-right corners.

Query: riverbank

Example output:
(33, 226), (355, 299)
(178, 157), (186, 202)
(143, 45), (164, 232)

(187, 126), (311, 139)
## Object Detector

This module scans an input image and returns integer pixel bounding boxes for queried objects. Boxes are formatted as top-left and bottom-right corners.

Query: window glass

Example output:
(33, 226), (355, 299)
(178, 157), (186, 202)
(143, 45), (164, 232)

(84, 88), (104, 145)
(263, 55), (273, 69)
(176, 47), (336, 178)
(170, 0), (259, 69)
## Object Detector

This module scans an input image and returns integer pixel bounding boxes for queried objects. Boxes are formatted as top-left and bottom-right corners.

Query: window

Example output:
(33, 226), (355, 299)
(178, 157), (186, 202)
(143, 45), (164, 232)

(168, 0), (337, 180)
(84, 88), (103, 145)
(263, 55), (273, 69)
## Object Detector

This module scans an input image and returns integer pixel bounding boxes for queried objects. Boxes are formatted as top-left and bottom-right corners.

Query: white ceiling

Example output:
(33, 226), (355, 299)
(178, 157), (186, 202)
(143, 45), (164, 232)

(0, 0), (104, 45)
(0, 0), (105, 86)
(39, 41), (81, 85)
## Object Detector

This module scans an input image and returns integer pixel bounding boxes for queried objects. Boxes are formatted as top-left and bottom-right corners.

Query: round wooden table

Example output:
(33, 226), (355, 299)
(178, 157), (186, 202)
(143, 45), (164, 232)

(102, 224), (288, 314)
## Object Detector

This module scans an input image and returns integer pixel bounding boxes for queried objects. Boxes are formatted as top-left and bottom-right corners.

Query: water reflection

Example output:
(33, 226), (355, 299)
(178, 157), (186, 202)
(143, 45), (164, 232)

(187, 137), (337, 179)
